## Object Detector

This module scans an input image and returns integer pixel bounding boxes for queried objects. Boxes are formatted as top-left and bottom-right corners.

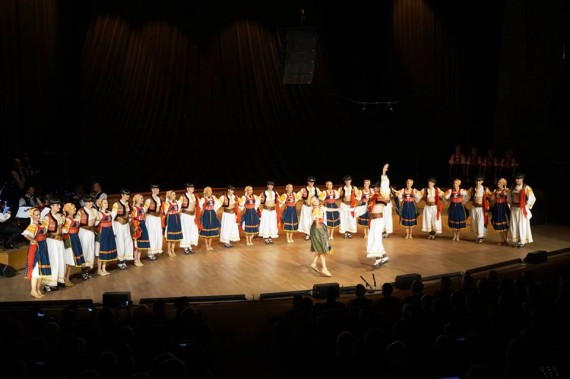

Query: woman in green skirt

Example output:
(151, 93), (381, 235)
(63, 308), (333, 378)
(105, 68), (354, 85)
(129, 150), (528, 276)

(309, 196), (333, 277)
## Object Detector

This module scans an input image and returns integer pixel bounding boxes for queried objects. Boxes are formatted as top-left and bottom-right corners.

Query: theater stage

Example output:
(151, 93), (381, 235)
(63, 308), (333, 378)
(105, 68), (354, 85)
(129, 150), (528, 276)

(1, 219), (570, 304)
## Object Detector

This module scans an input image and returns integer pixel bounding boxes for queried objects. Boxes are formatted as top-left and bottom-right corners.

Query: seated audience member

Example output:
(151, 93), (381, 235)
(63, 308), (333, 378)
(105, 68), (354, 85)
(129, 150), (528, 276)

(16, 185), (42, 228)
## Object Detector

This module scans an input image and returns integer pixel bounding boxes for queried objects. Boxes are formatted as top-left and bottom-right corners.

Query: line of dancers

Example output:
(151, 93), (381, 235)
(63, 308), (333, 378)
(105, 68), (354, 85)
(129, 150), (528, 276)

(21, 164), (536, 297)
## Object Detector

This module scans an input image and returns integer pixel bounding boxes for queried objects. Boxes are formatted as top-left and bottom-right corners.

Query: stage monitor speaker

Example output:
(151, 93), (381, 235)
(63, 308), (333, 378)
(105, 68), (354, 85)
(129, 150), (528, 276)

(394, 273), (422, 290)
(312, 282), (339, 299)
(283, 28), (317, 84)
(103, 291), (132, 308)
(523, 250), (547, 264)
(0, 263), (17, 278)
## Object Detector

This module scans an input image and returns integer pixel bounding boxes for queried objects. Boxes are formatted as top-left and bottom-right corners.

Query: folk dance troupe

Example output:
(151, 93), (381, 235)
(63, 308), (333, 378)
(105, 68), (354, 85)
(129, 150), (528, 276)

(20, 165), (537, 298)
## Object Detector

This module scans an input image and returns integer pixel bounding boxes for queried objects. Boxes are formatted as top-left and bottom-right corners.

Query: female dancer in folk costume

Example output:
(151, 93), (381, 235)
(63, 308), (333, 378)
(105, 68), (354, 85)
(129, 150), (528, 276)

(367, 181), (390, 269)
(444, 178), (470, 241)
(163, 190), (183, 257)
(356, 179), (373, 239)
(320, 180), (340, 239)
(219, 185), (241, 248)
(259, 180), (280, 244)
(199, 186), (222, 251)
(96, 198), (117, 276)
(279, 184), (301, 243)
(507, 173), (536, 248)
(22, 207), (51, 298)
(41, 198), (66, 291)
(297, 176), (321, 240)
(396, 179), (421, 239)
(62, 202), (86, 287)
(143, 184), (163, 260)
(419, 178), (445, 240)
(309, 196), (333, 277)
(112, 188), (134, 269)
(131, 194), (150, 266)
(240, 186), (260, 246)
(179, 183), (201, 254)
(468, 176), (493, 244)
(490, 178), (510, 246)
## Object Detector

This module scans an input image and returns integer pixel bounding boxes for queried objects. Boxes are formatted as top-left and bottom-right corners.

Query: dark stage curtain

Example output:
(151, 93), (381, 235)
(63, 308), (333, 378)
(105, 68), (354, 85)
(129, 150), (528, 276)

(2, 1), (352, 193)
(2, 0), (565, 202)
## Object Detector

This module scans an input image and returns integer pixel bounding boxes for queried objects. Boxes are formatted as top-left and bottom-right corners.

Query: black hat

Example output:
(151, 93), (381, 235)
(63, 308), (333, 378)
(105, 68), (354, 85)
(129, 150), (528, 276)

(185, 183), (194, 188)
(227, 184), (235, 190)
(428, 177), (437, 184)
(266, 180), (275, 186)
(49, 197), (61, 206)
(475, 176), (484, 182)
(515, 172), (525, 179)
(120, 188), (130, 195)
(307, 176), (316, 182)
(150, 184), (160, 189)
(343, 175), (352, 181)
(82, 195), (93, 203)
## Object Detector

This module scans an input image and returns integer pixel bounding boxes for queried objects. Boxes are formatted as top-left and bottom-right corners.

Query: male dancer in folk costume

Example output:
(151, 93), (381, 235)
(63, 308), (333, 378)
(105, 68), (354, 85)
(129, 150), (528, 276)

(41, 198), (66, 292)
(379, 164), (394, 238)
(419, 178), (444, 240)
(469, 176), (493, 244)
(338, 175), (358, 239)
(77, 195), (98, 279)
(297, 176), (321, 240)
(259, 180), (280, 244)
(367, 180), (390, 270)
(219, 185), (241, 248)
(143, 184), (163, 260)
(507, 173), (536, 248)
(112, 188), (134, 269)
(179, 183), (201, 254)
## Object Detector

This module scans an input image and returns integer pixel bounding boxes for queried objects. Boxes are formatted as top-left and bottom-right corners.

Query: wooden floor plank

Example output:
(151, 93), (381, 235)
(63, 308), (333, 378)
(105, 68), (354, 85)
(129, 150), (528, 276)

(2, 212), (569, 304)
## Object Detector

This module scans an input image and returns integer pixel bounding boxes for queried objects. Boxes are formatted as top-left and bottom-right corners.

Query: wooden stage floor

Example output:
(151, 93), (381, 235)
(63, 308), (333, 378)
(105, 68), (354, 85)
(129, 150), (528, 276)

(2, 219), (570, 305)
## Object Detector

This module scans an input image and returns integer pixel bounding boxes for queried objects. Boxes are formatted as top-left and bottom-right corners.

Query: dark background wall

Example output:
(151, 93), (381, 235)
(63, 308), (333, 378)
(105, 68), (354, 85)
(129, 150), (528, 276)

(1, 0), (568, 222)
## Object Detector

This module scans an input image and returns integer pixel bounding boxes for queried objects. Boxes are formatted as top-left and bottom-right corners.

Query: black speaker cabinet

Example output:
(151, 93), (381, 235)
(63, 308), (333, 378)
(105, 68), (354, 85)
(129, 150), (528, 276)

(523, 250), (547, 264)
(394, 273), (422, 290)
(0, 263), (17, 278)
(312, 283), (339, 299)
(103, 291), (132, 308)
(283, 28), (317, 84)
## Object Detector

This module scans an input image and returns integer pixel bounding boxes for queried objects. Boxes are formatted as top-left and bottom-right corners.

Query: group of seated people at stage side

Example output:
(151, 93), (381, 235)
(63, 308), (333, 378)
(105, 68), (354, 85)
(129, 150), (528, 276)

(448, 144), (519, 185)
(0, 180), (106, 251)
(271, 270), (570, 379)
